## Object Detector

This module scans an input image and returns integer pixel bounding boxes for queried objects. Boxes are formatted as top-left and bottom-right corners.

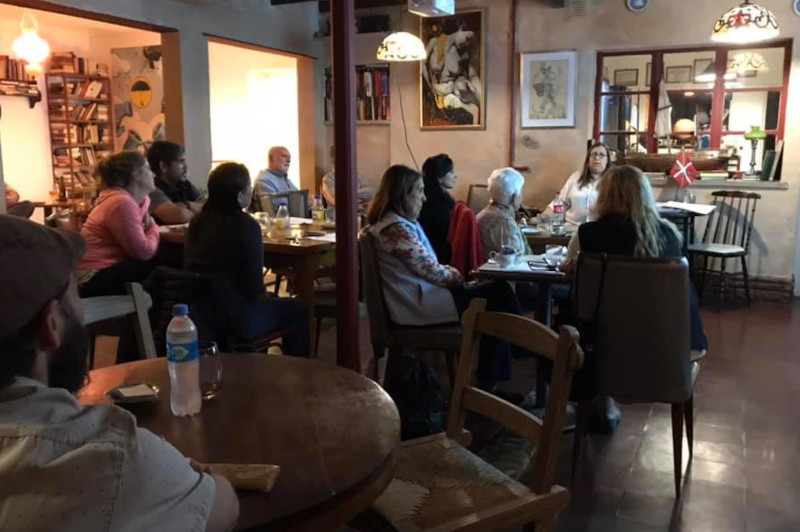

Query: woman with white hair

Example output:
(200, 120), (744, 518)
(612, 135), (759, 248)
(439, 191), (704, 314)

(476, 167), (531, 261)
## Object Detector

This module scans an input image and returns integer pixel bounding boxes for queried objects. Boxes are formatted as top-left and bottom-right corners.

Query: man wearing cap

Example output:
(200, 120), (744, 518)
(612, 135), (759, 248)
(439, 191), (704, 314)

(0, 215), (239, 531)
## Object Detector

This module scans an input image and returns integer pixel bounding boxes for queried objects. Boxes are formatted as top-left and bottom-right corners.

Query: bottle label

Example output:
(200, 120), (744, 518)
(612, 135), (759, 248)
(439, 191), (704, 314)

(312, 210), (325, 222)
(275, 219), (287, 230)
(553, 203), (565, 214)
(167, 341), (199, 363)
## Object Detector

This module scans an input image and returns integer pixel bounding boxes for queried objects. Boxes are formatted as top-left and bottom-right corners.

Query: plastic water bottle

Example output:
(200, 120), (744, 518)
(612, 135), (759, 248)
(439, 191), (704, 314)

(166, 304), (201, 416)
(273, 201), (291, 238)
(311, 194), (325, 223)
(551, 199), (566, 235)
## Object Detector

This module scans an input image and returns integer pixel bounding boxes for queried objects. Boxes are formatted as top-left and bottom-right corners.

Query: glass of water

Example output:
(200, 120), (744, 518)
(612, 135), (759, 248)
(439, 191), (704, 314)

(199, 341), (222, 399)
(686, 192), (697, 204)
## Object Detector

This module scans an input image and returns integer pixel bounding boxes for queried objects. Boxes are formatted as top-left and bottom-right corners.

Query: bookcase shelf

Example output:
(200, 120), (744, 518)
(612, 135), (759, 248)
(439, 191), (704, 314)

(46, 71), (115, 198)
(324, 63), (390, 123)
(0, 80), (42, 108)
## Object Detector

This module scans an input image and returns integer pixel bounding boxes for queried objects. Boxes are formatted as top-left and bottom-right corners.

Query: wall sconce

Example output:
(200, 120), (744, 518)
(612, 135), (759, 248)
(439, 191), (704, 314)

(12, 11), (50, 75)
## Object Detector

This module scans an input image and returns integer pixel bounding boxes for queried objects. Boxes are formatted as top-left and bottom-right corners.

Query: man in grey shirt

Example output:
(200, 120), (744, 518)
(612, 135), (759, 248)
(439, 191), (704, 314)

(251, 146), (296, 211)
(148, 141), (206, 225)
(0, 215), (239, 531)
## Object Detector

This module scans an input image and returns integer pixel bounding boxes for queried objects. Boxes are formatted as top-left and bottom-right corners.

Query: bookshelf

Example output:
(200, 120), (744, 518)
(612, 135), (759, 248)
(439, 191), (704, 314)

(45, 72), (114, 199)
(0, 56), (41, 108)
(324, 63), (390, 124)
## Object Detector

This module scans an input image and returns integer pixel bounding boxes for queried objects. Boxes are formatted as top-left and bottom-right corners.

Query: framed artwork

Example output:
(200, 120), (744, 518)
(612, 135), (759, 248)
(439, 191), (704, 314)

(419, 9), (485, 130)
(693, 58), (713, 80)
(519, 50), (577, 128)
(645, 62), (652, 87)
(626, 0), (650, 12)
(111, 46), (165, 153)
(614, 68), (639, 87)
(666, 65), (692, 84)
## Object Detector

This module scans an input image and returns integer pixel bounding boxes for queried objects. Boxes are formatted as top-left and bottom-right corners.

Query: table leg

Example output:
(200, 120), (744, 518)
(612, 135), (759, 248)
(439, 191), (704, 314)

(534, 284), (553, 409)
(296, 253), (320, 357)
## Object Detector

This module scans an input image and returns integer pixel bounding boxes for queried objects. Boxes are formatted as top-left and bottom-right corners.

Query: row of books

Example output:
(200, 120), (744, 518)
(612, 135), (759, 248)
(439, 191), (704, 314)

(324, 64), (391, 122)
(54, 169), (98, 190)
(51, 124), (111, 145)
(50, 102), (110, 122)
(53, 146), (102, 167)
(760, 140), (784, 181)
(0, 56), (35, 82)
(0, 79), (39, 97)
(49, 52), (108, 76)
(49, 80), (106, 100)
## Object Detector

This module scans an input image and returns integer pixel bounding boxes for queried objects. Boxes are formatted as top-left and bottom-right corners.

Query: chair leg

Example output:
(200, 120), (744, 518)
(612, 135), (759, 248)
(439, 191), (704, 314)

(740, 256), (752, 305)
(273, 274), (283, 296)
(571, 399), (592, 478)
(671, 402), (684, 498)
(314, 317), (322, 359)
(684, 395), (694, 458)
(444, 350), (458, 389)
(718, 258), (727, 313)
(698, 255), (709, 302)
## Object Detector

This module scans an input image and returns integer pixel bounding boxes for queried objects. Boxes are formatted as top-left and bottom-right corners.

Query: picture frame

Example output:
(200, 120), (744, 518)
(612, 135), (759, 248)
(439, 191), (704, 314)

(614, 68), (639, 87)
(666, 65), (692, 84)
(519, 50), (577, 129)
(693, 58), (713, 82)
(645, 62), (651, 87)
(419, 9), (485, 130)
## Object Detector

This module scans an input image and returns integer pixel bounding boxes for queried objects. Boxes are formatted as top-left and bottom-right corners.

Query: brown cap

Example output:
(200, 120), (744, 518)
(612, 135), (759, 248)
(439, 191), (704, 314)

(0, 215), (86, 339)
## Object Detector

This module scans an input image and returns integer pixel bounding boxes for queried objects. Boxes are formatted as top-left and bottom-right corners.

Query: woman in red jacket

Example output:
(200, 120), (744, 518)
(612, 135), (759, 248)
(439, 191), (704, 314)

(77, 151), (160, 297)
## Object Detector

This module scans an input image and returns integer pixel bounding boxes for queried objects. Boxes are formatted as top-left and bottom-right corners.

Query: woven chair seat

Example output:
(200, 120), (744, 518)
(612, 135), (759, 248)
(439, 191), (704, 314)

(374, 434), (533, 531)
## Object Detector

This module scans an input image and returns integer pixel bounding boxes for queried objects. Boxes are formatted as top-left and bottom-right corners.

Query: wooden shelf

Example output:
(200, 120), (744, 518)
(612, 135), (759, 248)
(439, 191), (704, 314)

(0, 80), (42, 108)
(47, 72), (108, 80)
(48, 96), (110, 103)
(52, 143), (112, 148)
(50, 119), (106, 124)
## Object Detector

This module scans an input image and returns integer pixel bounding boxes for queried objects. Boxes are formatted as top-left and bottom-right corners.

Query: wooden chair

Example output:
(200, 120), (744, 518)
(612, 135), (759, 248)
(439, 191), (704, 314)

(313, 282), (367, 358)
(358, 230), (461, 384)
(82, 282), (156, 366)
(372, 298), (584, 531)
(688, 190), (760, 309)
(571, 254), (704, 498)
(254, 189), (309, 217)
(466, 184), (490, 213)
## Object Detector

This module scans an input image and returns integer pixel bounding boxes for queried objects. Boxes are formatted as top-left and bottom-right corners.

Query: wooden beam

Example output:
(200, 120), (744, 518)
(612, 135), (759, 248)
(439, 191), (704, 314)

(331, 0), (361, 372)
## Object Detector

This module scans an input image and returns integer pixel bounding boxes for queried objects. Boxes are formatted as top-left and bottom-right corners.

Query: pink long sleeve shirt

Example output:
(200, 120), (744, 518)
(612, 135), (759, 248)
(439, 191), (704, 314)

(77, 188), (160, 271)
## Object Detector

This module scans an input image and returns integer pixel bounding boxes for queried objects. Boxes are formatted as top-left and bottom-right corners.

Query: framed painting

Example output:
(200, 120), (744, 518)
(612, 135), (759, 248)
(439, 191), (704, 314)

(614, 68), (639, 87)
(519, 50), (577, 129)
(419, 9), (485, 130)
(694, 58), (713, 81)
(666, 65), (692, 84)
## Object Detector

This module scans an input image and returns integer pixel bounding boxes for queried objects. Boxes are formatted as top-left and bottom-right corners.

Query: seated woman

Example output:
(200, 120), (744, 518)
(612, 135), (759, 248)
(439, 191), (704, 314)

(367, 164), (522, 389)
(545, 142), (610, 231)
(561, 164), (708, 430)
(476, 167), (531, 259)
(417, 154), (457, 264)
(77, 152), (160, 297)
(184, 162), (308, 357)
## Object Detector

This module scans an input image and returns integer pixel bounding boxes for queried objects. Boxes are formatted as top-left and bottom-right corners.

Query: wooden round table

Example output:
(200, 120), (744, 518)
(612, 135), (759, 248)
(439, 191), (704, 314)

(79, 355), (400, 531)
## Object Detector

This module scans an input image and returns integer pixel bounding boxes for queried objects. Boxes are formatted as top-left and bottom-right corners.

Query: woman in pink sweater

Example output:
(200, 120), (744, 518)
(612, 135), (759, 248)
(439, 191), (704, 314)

(77, 151), (160, 297)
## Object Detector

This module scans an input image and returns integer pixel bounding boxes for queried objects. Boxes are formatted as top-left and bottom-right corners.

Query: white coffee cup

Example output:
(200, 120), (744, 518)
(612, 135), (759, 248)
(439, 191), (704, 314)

(489, 247), (516, 268)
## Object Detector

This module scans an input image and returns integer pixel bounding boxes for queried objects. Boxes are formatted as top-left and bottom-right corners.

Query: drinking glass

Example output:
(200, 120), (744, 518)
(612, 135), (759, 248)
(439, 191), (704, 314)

(539, 213), (551, 233)
(686, 192), (697, 204)
(199, 341), (223, 399)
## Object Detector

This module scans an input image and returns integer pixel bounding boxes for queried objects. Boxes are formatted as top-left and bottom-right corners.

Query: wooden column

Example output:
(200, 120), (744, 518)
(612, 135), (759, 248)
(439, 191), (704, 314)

(331, 0), (360, 372)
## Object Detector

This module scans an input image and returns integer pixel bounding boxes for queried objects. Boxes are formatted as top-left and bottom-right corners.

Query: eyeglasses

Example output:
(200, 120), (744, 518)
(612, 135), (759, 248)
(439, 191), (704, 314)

(589, 153), (608, 159)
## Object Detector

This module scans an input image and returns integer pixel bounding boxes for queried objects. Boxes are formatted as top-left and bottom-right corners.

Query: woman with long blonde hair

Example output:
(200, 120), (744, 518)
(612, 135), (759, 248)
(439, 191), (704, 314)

(561, 164), (706, 432)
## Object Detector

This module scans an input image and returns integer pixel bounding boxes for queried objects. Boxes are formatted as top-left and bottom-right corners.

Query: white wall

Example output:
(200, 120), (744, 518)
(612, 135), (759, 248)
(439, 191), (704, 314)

(208, 41), (298, 185)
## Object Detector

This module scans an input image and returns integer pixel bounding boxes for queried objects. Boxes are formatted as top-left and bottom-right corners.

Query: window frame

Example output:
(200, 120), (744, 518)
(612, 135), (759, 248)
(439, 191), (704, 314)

(593, 40), (792, 154)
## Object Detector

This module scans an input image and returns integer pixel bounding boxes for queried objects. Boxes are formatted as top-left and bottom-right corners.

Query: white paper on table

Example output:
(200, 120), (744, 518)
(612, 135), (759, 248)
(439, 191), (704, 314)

(659, 201), (716, 215)
(158, 223), (189, 233)
(478, 254), (556, 274)
(117, 384), (156, 398)
(290, 217), (314, 225)
(305, 233), (337, 243)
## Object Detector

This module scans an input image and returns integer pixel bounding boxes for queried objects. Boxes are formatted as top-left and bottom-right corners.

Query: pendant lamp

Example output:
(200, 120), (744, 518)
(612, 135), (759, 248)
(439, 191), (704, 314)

(711, 0), (779, 44)
(376, 32), (427, 62)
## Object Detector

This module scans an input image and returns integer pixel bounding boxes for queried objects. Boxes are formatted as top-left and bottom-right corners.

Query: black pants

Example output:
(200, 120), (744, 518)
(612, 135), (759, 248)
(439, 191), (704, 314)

(79, 244), (184, 298)
(448, 280), (523, 385)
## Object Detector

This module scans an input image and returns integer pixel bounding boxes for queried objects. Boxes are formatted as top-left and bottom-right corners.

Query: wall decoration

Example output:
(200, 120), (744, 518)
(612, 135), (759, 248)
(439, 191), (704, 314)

(693, 58), (713, 81)
(419, 9), (485, 130)
(614, 68), (639, 87)
(626, 0), (650, 12)
(519, 50), (577, 129)
(666, 65), (692, 84)
(795, 0), (800, 16)
(645, 62), (652, 87)
(111, 46), (165, 153)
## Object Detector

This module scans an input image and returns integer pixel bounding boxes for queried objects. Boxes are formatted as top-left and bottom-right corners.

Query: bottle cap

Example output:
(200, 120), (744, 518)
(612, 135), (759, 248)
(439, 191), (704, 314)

(172, 303), (189, 316)
(314, 194), (322, 200)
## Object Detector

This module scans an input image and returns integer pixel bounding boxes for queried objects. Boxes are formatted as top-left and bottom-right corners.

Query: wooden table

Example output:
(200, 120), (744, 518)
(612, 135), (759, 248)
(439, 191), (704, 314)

(471, 263), (571, 409)
(525, 229), (571, 253)
(160, 227), (333, 355)
(78, 354), (400, 531)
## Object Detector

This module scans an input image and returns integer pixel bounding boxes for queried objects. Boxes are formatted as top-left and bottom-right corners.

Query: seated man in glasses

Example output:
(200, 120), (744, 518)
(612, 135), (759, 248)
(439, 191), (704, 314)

(0, 215), (238, 531)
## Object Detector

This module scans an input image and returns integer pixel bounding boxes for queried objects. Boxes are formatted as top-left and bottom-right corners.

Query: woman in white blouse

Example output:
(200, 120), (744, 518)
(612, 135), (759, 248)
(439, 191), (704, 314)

(546, 142), (611, 231)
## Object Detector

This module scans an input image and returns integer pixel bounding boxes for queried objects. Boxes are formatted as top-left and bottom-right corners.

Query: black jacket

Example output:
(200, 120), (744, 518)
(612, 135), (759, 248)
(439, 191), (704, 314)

(418, 186), (455, 264)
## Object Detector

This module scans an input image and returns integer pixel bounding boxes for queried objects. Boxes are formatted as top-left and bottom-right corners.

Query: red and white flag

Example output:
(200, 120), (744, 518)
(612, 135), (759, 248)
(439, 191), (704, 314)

(670, 150), (698, 188)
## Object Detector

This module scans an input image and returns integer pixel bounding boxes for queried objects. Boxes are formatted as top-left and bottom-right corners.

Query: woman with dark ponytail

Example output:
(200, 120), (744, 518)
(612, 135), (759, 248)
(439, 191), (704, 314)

(185, 163), (309, 356)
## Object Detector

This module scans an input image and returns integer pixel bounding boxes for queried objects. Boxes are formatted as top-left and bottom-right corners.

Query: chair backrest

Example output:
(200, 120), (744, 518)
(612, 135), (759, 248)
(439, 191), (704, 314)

(142, 267), (213, 356)
(466, 184), (490, 213)
(574, 253), (692, 404)
(82, 282), (157, 359)
(701, 190), (760, 252)
(255, 189), (309, 218)
(358, 229), (392, 347)
(446, 299), (583, 495)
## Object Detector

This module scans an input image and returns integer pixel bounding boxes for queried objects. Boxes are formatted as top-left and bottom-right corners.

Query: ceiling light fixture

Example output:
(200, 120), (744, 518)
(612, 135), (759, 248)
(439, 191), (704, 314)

(711, 0), (779, 44)
(376, 32), (427, 62)
(12, 11), (50, 75)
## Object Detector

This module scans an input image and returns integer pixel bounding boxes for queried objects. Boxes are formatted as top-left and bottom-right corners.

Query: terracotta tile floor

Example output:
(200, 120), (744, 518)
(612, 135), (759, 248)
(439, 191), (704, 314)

(319, 301), (800, 531)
